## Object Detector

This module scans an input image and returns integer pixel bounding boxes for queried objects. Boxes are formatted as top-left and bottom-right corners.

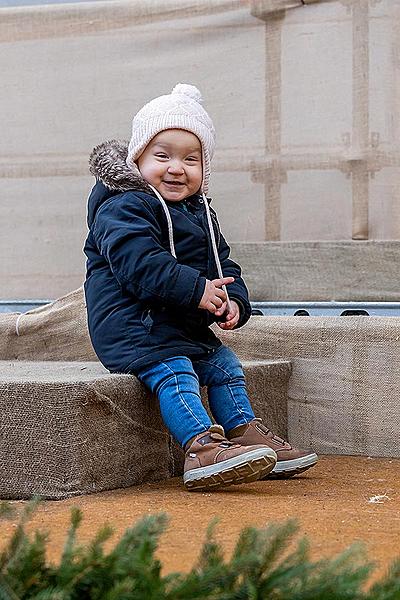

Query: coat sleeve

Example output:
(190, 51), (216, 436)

(92, 193), (206, 308)
(217, 228), (252, 329)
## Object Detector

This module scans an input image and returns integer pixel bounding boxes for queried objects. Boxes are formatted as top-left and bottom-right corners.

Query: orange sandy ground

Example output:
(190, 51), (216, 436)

(2, 456), (400, 583)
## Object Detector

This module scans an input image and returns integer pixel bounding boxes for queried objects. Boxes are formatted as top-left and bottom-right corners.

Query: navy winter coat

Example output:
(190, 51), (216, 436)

(83, 140), (251, 375)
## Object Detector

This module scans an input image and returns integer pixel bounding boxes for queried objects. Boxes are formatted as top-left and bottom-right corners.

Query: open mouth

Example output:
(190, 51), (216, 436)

(163, 181), (185, 186)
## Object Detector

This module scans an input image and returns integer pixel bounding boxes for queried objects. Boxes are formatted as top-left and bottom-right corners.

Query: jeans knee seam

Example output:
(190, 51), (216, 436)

(227, 384), (247, 421)
(196, 363), (247, 419)
(196, 361), (229, 379)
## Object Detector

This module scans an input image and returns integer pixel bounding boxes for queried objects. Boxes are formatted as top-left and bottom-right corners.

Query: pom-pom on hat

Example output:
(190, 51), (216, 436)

(126, 83), (216, 194)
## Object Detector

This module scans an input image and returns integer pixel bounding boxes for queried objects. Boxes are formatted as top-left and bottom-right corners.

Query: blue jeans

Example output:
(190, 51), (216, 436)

(137, 345), (255, 448)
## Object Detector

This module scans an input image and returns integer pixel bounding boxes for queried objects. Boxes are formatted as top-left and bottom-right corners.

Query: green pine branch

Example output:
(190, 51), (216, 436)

(0, 499), (398, 599)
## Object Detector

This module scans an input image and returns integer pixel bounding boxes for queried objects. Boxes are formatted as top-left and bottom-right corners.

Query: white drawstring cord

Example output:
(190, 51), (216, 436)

(148, 184), (177, 258)
(148, 184), (231, 314)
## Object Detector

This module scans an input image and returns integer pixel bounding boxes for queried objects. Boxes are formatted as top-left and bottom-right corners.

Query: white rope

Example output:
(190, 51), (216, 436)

(148, 184), (176, 258)
(15, 313), (23, 336)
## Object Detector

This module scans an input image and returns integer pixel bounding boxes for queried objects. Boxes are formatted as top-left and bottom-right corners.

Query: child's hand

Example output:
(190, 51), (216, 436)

(216, 300), (240, 330)
(198, 277), (234, 313)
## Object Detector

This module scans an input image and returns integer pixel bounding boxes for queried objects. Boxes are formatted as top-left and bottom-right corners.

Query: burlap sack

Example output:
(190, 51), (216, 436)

(216, 317), (400, 458)
(0, 359), (290, 499)
(0, 288), (96, 361)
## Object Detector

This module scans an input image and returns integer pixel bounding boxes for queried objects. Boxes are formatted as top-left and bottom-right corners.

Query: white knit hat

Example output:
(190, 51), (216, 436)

(126, 83), (216, 193)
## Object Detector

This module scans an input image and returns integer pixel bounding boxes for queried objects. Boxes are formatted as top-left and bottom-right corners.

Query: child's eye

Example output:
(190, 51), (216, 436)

(155, 153), (168, 159)
(186, 157), (198, 162)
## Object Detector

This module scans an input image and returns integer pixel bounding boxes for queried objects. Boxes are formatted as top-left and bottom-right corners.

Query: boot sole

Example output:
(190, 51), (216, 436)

(263, 453), (318, 479)
(184, 448), (277, 491)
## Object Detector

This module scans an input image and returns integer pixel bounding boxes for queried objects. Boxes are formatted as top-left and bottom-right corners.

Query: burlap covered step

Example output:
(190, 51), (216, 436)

(0, 359), (291, 500)
(217, 316), (400, 459)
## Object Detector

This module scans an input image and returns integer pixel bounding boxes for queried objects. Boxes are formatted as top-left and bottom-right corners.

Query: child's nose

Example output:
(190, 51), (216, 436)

(167, 161), (184, 174)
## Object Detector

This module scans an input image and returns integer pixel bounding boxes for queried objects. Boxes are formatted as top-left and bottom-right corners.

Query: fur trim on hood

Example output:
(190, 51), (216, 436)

(89, 139), (152, 194)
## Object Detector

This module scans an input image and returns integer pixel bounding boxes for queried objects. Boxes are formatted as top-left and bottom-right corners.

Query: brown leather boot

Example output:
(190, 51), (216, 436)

(226, 418), (318, 479)
(183, 424), (277, 491)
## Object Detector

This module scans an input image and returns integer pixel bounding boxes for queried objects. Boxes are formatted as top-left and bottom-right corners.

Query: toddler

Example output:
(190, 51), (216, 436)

(84, 84), (318, 490)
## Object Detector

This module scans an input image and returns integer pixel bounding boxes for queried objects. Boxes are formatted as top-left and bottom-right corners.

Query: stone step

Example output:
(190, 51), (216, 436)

(0, 359), (291, 499)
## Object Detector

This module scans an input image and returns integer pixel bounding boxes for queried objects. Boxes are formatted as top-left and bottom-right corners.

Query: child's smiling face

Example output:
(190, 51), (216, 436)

(137, 129), (203, 202)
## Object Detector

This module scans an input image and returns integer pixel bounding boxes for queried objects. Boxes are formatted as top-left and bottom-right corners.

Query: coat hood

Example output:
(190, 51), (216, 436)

(89, 139), (152, 194)
(87, 139), (152, 227)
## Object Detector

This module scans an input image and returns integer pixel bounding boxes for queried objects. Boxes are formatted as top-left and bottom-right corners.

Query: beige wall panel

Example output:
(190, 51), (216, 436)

(369, 168), (400, 240)
(367, 1), (400, 239)
(2, 0), (400, 298)
(280, 170), (353, 240)
(1, 5), (265, 159)
(369, 1), (400, 145)
(1, 3), (266, 298)
(210, 171), (266, 241)
(281, 2), (352, 149)
(1, 177), (89, 298)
